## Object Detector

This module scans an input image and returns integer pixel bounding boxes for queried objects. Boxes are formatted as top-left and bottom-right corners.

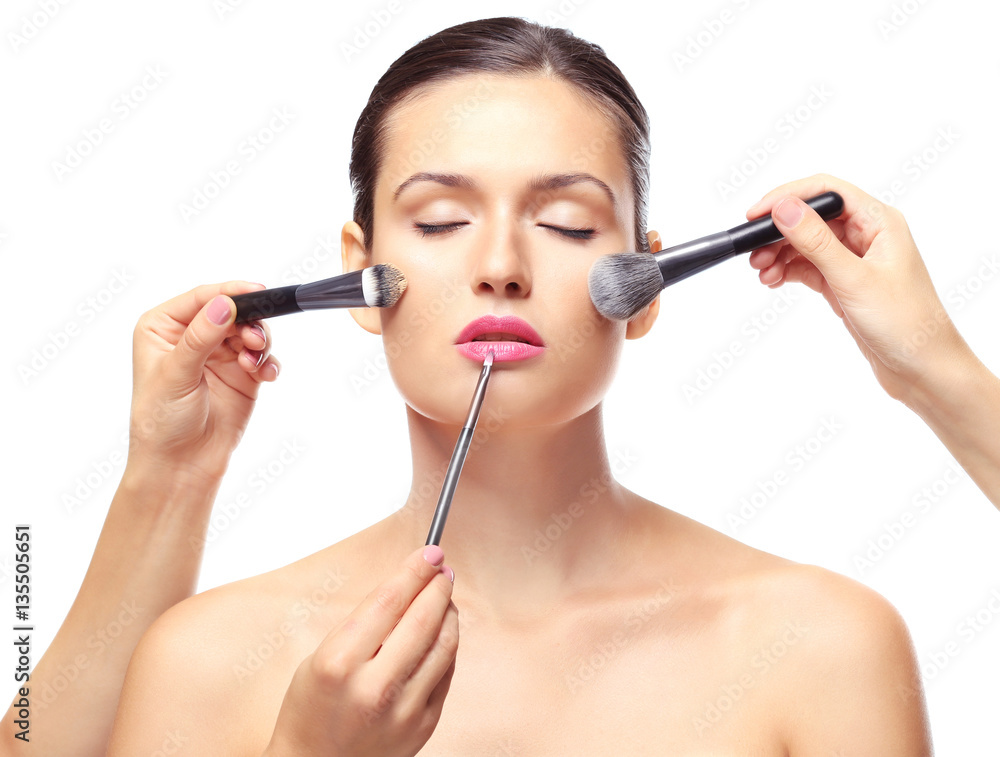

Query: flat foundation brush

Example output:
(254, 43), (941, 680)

(231, 264), (407, 323)
(588, 191), (843, 321)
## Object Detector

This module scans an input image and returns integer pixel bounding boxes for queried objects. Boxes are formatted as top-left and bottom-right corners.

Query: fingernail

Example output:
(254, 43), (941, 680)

(268, 362), (279, 379)
(208, 295), (232, 325)
(773, 197), (803, 228)
(440, 565), (455, 583)
(250, 324), (266, 343)
(422, 545), (444, 567)
(246, 349), (264, 367)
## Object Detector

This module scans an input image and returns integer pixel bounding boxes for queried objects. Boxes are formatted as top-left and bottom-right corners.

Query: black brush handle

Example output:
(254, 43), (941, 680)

(727, 191), (844, 253)
(232, 285), (301, 323)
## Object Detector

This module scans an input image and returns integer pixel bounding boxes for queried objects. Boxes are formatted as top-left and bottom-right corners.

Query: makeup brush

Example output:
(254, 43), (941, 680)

(425, 351), (495, 547)
(231, 264), (407, 323)
(588, 191), (844, 321)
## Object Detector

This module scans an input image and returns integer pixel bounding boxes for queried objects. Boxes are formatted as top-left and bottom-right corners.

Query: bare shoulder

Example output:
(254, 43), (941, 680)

(750, 562), (931, 754)
(639, 502), (931, 754)
(739, 558), (919, 671)
(705, 526), (929, 753)
(107, 525), (388, 755)
(668, 506), (922, 679)
(645, 501), (916, 644)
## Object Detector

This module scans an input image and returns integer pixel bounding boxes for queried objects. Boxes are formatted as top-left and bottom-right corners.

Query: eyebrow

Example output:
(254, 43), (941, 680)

(391, 171), (617, 208)
(392, 172), (475, 200)
(530, 173), (617, 209)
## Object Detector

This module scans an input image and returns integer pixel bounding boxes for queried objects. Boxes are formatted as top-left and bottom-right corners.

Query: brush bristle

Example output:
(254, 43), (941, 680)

(588, 253), (662, 321)
(364, 263), (408, 307)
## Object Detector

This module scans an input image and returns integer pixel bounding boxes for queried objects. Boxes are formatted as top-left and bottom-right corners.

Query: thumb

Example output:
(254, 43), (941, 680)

(164, 294), (235, 391)
(771, 195), (860, 290)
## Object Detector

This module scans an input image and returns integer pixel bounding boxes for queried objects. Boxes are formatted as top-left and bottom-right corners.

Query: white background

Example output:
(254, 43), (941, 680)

(3, 0), (999, 752)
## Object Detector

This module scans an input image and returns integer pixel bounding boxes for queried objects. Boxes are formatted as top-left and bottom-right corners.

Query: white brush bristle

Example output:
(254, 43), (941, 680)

(588, 253), (662, 321)
(363, 264), (408, 308)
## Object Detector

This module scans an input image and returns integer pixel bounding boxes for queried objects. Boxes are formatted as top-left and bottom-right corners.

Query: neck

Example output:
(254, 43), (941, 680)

(389, 401), (643, 614)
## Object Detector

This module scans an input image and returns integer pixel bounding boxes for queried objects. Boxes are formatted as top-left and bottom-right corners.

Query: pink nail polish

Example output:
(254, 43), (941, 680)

(440, 565), (455, 583)
(422, 545), (444, 566)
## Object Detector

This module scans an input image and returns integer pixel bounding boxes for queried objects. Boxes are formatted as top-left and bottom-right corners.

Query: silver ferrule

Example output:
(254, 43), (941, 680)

(295, 269), (368, 309)
(463, 354), (494, 428)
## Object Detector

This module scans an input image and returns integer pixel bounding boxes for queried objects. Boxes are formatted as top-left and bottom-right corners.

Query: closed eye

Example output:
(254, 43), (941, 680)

(414, 221), (468, 237)
(539, 224), (597, 240)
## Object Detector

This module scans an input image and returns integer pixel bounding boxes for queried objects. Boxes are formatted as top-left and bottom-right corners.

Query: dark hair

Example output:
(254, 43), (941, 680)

(349, 17), (651, 253)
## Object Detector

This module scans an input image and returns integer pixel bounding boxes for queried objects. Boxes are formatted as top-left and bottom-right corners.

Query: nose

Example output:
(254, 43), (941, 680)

(469, 218), (532, 297)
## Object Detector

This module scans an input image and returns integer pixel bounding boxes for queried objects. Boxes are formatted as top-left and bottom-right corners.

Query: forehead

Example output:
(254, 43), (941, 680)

(378, 73), (631, 201)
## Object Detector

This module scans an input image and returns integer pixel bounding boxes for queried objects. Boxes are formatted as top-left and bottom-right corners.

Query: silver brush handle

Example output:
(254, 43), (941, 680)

(425, 355), (494, 547)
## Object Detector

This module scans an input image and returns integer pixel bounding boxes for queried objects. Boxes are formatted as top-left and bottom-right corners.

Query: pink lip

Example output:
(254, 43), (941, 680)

(455, 314), (546, 363)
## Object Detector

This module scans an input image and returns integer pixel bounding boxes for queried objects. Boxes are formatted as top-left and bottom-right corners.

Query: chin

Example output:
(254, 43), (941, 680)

(385, 332), (622, 428)
(395, 368), (612, 433)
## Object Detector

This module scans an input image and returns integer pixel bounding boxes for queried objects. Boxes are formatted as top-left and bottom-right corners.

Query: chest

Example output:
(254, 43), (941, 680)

(413, 611), (787, 756)
(237, 597), (790, 756)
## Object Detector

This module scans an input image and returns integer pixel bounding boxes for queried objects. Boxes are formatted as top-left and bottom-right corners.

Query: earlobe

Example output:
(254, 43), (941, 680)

(341, 221), (382, 336)
(625, 229), (662, 340)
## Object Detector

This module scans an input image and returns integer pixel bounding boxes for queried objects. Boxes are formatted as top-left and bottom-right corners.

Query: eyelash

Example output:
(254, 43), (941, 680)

(413, 222), (596, 240)
(414, 222), (466, 237)
(541, 224), (596, 240)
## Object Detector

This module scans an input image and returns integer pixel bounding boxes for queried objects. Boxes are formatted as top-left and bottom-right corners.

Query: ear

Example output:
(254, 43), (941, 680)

(342, 221), (382, 336)
(625, 229), (661, 340)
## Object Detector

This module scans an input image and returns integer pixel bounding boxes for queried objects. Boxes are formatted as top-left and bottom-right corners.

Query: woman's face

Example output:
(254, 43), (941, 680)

(345, 73), (658, 429)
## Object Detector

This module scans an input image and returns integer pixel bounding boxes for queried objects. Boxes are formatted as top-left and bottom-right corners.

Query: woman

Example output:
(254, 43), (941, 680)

(104, 18), (933, 755)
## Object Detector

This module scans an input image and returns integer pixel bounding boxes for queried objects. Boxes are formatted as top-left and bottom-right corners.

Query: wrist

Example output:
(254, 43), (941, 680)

(900, 339), (989, 424)
(120, 456), (224, 511)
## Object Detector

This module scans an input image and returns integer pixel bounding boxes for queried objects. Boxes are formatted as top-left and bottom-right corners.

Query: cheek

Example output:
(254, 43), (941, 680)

(381, 259), (464, 344)
(544, 260), (625, 360)
(376, 266), (469, 423)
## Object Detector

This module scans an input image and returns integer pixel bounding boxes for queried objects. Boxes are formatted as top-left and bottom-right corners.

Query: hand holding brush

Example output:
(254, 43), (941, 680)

(588, 192), (843, 320)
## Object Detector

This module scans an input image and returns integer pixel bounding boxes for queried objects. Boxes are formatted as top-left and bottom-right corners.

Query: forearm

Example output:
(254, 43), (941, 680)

(903, 348), (1000, 510)
(2, 464), (221, 756)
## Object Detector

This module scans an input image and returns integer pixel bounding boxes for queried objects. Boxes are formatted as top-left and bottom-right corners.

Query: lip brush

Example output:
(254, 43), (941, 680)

(425, 351), (495, 547)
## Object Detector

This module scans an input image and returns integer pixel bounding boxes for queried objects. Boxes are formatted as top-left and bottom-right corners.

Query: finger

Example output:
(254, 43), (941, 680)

(747, 217), (847, 273)
(769, 194), (863, 293)
(745, 173), (869, 220)
(159, 294), (239, 394)
(153, 281), (265, 329)
(222, 318), (269, 357)
(215, 346), (279, 385)
(325, 545), (448, 666)
(371, 566), (454, 679)
(403, 600), (459, 701)
(748, 244), (781, 269)
(425, 653), (457, 715)
(239, 321), (269, 351)
(409, 651), (456, 743)
(758, 260), (785, 287)
(239, 345), (269, 374)
(235, 321), (274, 374)
(259, 356), (281, 382)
